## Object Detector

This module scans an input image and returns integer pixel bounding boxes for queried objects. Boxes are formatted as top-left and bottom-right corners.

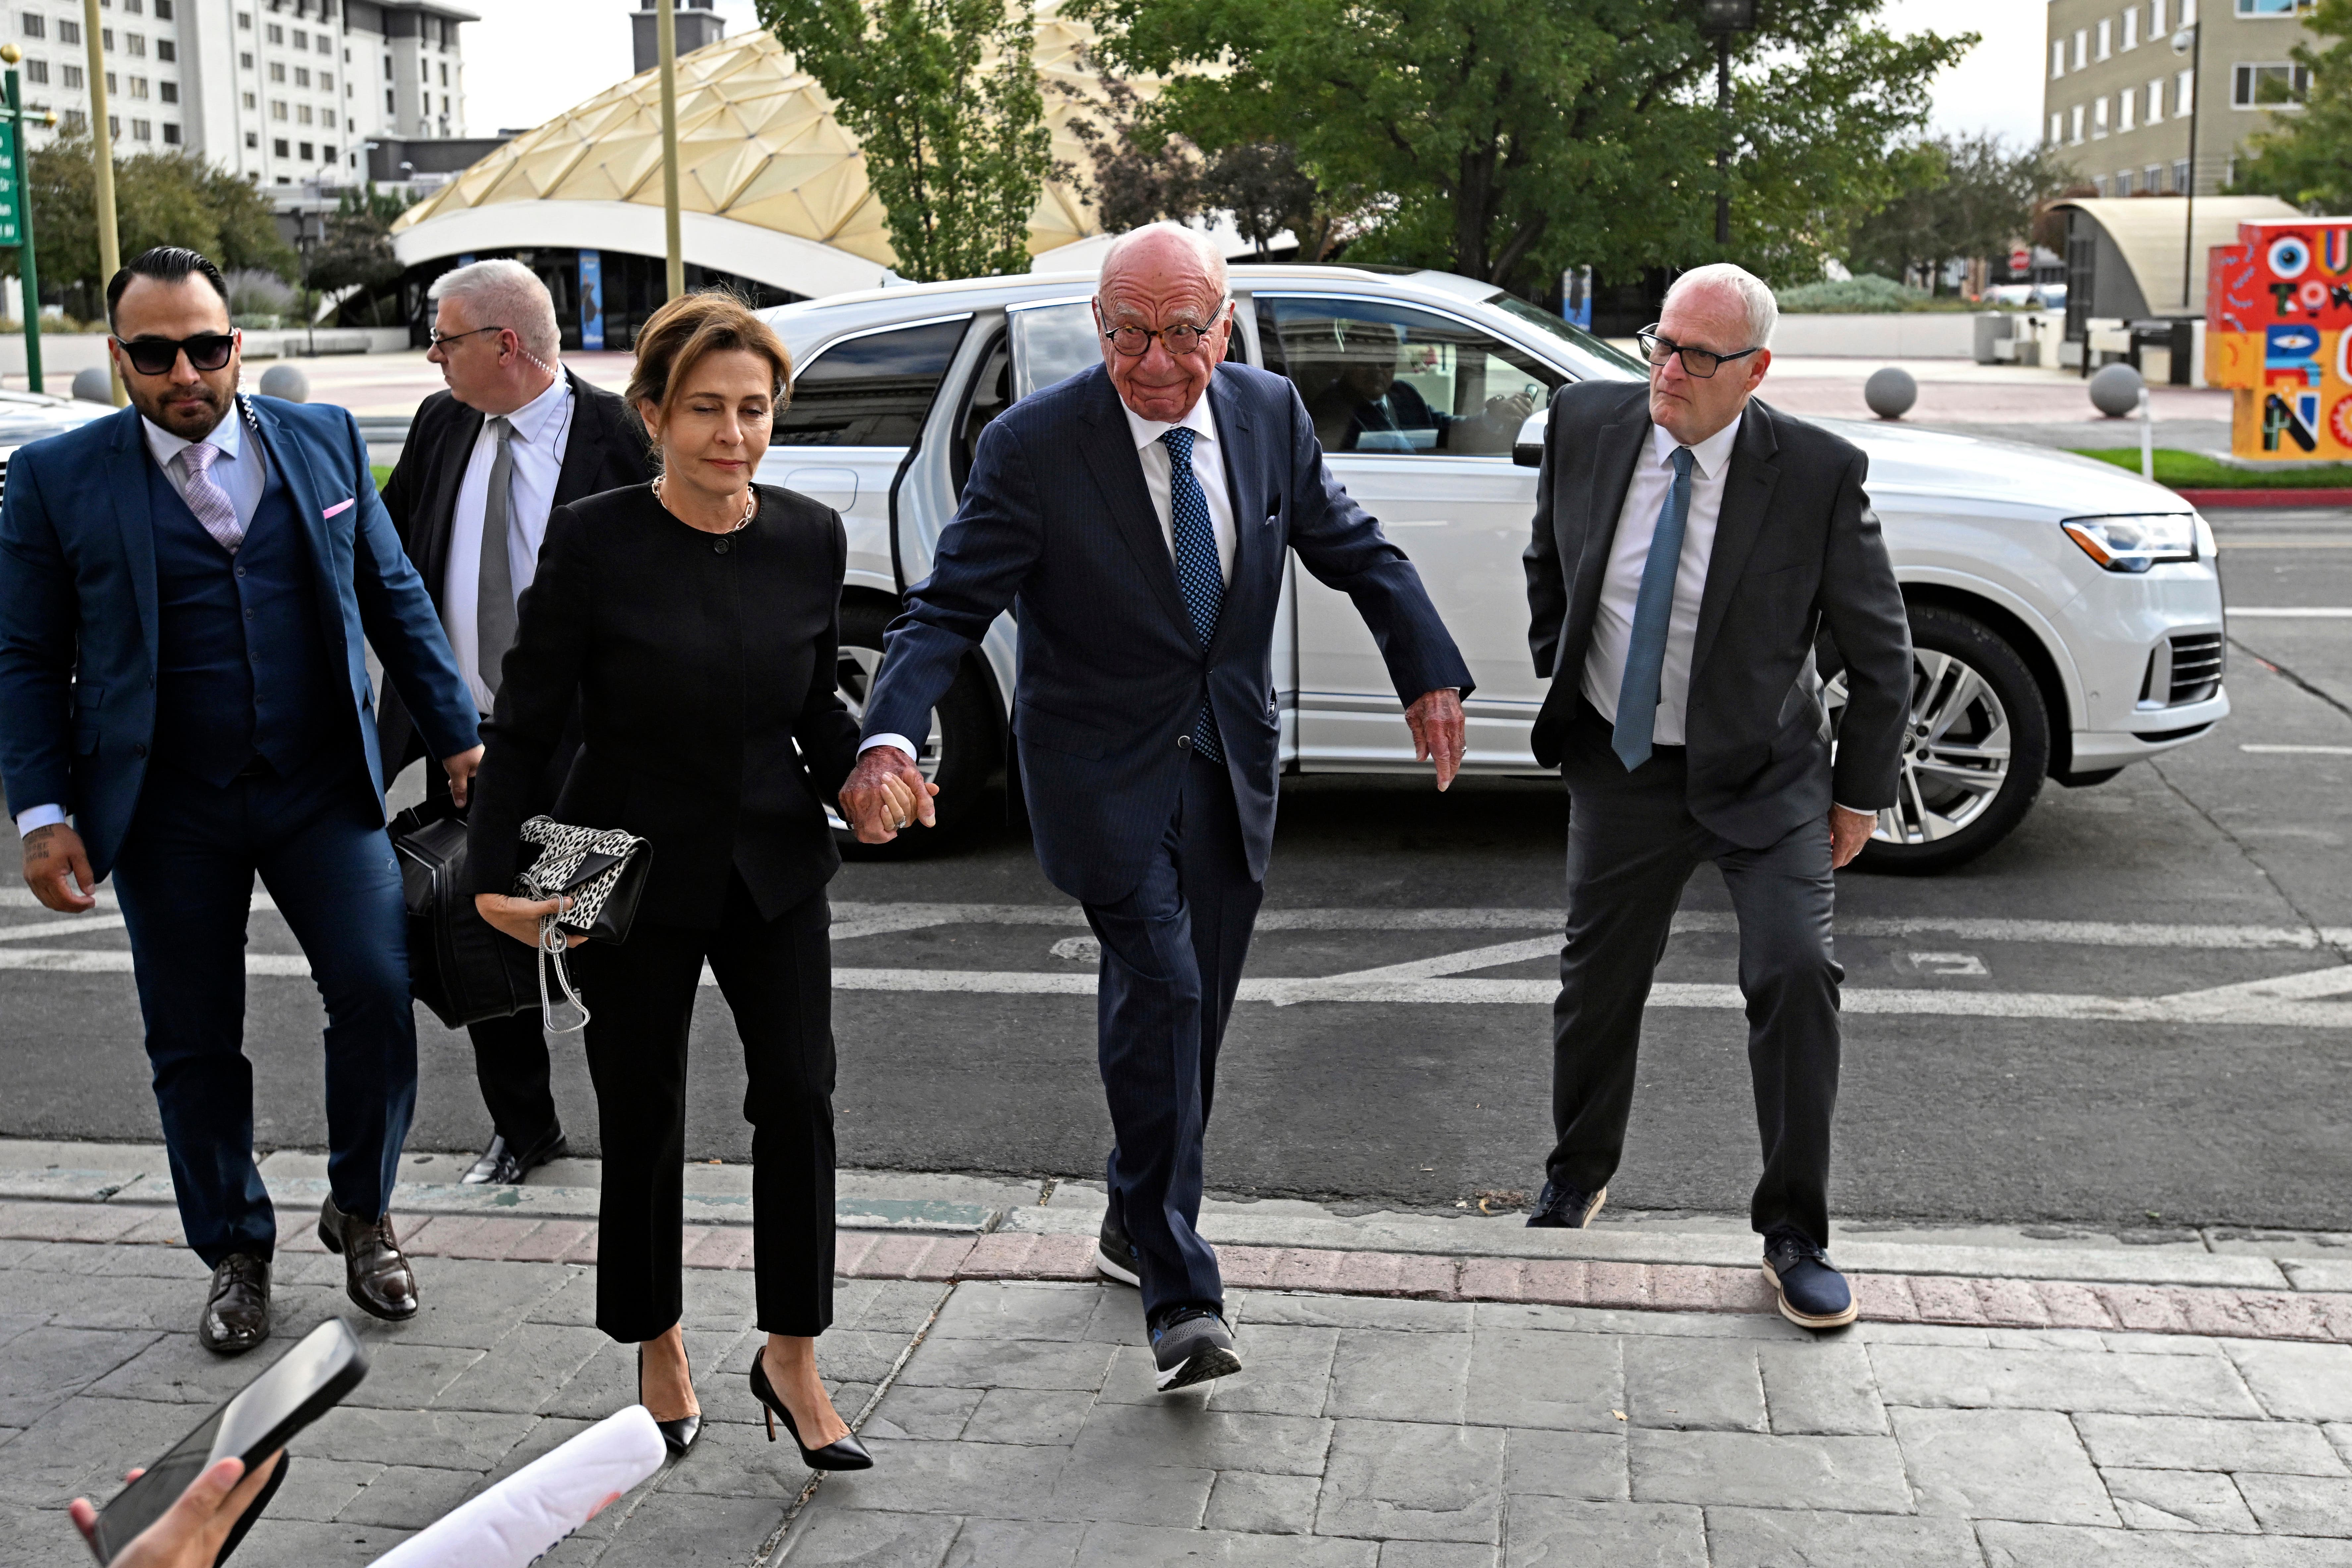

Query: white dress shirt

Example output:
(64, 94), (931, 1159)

(862, 391), (1238, 760)
(1579, 412), (1743, 748)
(444, 371), (575, 714)
(14, 410), (271, 837)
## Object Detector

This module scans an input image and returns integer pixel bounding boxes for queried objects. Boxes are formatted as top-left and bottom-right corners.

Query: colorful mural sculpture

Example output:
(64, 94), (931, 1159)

(2205, 219), (2352, 459)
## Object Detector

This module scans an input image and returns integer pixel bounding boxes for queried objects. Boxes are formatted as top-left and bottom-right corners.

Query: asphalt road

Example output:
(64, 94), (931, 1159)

(3, 508), (2348, 1235)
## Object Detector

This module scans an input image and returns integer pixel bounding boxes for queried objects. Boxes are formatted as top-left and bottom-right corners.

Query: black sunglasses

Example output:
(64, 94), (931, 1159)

(1635, 325), (1761, 380)
(119, 332), (237, 377)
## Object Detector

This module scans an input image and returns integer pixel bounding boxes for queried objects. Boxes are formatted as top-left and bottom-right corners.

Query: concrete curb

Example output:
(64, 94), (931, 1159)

(7, 1200), (2351, 1348)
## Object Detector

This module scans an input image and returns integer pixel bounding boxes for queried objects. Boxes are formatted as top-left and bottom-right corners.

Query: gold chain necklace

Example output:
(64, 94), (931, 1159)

(651, 474), (756, 532)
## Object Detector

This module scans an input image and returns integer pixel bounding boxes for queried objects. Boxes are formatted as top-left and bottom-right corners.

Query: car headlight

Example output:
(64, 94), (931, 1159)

(2061, 513), (2199, 573)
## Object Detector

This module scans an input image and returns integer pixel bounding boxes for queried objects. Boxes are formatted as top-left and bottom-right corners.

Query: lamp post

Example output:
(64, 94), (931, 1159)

(2172, 20), (2202, 312)
(1700, 0), (1756, 251)
(0, 44), (52, 394)
(657, 0), (683, 301)
(81, 0), (120, 405)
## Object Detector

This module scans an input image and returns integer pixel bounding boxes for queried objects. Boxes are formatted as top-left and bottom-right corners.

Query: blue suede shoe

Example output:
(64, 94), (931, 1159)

(1763, 1227), (1858, 1330)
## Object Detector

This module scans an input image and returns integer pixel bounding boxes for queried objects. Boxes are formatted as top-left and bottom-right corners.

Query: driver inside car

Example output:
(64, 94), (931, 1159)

(1305, 319), (1536, 455)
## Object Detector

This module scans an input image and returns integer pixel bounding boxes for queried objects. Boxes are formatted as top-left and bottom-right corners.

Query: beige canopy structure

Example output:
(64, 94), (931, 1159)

(390, 9), (1133, 297)
(2050, 196), (2304, 318)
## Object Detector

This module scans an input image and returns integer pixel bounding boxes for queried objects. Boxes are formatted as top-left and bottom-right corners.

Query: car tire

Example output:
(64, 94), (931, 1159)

(1828, 606), (2051, 875)
(832, 599), (1000, 859)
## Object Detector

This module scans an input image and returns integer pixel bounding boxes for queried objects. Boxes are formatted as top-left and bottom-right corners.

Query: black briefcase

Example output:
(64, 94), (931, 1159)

(391, 799), (539, 1028)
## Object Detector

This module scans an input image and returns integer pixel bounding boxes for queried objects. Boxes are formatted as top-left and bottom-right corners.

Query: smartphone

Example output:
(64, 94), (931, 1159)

(87, 1318), (369, 1563)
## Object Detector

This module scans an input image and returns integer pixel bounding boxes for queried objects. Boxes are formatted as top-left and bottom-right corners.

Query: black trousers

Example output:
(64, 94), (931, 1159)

(1085, 751), (1264, 1322)
(427, 762), (559, 1149)
(1547, 702), (1844, 1247)
(575, 875), (836, 1342)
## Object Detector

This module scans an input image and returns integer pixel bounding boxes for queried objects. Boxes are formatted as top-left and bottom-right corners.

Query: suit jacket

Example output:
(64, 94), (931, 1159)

(1523, 379), (1912, 847)
(465, 483), (862, 930)
(374, 367), (651, 793)
(0, 397), (478, 877)
(862, 361), (1474, 906)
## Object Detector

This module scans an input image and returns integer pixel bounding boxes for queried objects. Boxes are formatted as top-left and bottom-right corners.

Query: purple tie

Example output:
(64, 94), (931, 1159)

(177, 442), (243, 554)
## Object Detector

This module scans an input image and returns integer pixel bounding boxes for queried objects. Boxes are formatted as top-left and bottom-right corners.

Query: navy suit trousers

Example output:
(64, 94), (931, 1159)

(1087, 751), (1264, 1322)
(111, 751), (415, 1266)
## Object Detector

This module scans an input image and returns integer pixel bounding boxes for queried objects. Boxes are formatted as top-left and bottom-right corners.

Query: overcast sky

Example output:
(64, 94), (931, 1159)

(459, 0), (2045, 150)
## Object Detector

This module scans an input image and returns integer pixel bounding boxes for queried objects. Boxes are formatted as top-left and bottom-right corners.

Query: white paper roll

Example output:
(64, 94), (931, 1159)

(368, 1405), (667, 1567)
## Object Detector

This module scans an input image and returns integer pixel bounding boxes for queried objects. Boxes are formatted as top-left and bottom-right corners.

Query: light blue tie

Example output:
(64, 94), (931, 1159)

(1613, 445), (1696, 772)
(1161, 427), (1225, 762)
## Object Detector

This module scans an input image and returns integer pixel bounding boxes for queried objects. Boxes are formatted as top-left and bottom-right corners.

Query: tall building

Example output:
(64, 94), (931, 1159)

(0, 0), (473, 194)
(2042, 0), (2320, 200)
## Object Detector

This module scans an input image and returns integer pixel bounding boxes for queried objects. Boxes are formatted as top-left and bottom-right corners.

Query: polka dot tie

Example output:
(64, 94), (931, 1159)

(1161, 426), (1224, 763)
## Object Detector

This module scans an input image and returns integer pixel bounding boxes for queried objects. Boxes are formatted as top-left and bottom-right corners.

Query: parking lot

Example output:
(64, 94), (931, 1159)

(2, 506), (2347, 1238)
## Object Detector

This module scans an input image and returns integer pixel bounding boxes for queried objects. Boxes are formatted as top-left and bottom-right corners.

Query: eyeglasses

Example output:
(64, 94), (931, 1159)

(427, 324), (506, 351)
(1099, 304), (1230, 358)
(117, 332), (237, 377)
(1635, 326), (1762, 380)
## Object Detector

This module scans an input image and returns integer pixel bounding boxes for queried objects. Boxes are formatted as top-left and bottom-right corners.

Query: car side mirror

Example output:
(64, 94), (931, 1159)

(1512, 410), (1547, 468)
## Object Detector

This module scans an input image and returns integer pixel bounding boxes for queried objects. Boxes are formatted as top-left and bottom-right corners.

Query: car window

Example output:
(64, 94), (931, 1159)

(1484, 292), (1647, 381)
(1257, 296), (1563, 457)
(771, 316), (970, 447)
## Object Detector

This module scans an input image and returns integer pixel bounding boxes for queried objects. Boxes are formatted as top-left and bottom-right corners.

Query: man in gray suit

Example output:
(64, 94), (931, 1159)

(1520, 263), (1912, 1331)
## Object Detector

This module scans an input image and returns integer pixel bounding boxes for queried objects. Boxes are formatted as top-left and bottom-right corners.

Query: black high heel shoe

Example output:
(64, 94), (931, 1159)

(750, 1346), (872, 1471)
(638, 1343), (702, 1456)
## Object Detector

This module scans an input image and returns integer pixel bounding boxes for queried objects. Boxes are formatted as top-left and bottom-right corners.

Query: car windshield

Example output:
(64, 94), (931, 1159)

(1484, 294), (1646, 381)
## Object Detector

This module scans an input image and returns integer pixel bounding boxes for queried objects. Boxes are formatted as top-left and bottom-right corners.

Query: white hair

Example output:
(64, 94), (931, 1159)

(1098, 222), (1228, 300)
(1665, 262), (1778, 351)
(427, 257), (561, 365)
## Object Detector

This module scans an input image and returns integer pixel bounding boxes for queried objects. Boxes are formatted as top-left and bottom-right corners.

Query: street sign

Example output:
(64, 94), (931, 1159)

(2009, 247), (2032, 273)
(0, 122), (21, 247)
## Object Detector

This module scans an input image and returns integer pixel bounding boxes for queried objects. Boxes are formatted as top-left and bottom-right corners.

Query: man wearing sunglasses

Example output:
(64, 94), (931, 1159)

(840, 224), (1471, 1395)
(1520, 263), (1912, 1333)
(0, 246), (483, 1354)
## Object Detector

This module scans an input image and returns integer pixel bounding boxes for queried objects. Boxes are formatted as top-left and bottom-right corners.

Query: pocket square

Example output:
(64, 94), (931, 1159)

(323, 498), (355, 519)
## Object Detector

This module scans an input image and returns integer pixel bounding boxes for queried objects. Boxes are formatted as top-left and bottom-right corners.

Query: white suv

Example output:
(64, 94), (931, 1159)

(758, 265), (2227, 871)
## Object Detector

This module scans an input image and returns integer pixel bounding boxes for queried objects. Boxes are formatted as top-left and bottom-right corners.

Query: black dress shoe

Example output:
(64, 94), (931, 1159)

(751, 1346), (871, 1470)
(1526, 1180), (1608, 1229)
(198, 1253), (271, 1355)
(461, 1127), (570, 1186)
(1763, 1226), (1858, 1331)
(317, 1196), (419, 1321)
(638, 1344), (702, 1456)
(1150, 1306), (1242, 1392)
(1096, 1211), (1141, 1287)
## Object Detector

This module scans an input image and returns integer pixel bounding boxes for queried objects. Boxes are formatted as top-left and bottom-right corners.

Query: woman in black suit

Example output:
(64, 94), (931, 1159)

(471, 291), (916, 1469)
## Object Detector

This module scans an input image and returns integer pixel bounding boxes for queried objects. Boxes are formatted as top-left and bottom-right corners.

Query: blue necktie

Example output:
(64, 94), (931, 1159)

(1613, 445), (1696, 772)
(1161, 426), (1224, 762)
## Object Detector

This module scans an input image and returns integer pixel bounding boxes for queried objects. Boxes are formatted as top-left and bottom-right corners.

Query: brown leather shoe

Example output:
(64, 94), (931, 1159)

(317, 1196), (419, 1321)
(198, 1253), (271, 1355)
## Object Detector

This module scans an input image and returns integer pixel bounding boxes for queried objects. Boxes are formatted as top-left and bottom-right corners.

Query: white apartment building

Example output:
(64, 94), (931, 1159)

(0, 0), (471, 191)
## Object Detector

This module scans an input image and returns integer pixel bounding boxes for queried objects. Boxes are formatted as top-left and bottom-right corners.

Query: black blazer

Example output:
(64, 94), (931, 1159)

(374, 367), (653, 791)
(466, 483), (861, 930)
(1523, 380), (1913, 849)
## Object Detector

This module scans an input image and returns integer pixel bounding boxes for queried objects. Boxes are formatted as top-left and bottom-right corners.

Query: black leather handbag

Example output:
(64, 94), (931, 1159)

(511, 816), (652, 1033)
(390, 799), (539, 1029)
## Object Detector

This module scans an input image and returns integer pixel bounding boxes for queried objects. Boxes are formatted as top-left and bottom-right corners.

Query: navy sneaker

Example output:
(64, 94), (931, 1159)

(1526, 1180), (1607, 1229)
(1096, 1212), (1141, 1288)
(1763, 1227), (1858, 1330)
(1150, 1307), (1242, 1392)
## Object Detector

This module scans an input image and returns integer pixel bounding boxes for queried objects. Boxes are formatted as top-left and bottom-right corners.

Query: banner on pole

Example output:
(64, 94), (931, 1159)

(0, 123), (23, 248)
(2204, 218), (2352, 459)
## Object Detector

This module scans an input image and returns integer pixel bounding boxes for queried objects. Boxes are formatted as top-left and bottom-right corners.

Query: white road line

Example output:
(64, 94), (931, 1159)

(0, 916), (128, 942)
(1317, 936), (1560, 982)
(2231, 607), (2352, 618)
(2241, 744), (2352, 756)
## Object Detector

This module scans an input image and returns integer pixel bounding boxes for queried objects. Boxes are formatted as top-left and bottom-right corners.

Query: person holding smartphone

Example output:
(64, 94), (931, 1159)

(70, 1453), (283, 1568)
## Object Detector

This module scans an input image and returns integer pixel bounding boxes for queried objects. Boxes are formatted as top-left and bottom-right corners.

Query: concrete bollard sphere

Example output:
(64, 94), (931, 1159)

(257, 364), (310, 402)
(71, 366), (112, 404)
(2089, 362), (2145, 418)
(1863, 367), (1918, 420)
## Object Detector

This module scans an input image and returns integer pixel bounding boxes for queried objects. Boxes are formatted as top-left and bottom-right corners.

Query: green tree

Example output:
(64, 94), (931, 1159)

(28, 137), (294, 312)
(306, 185), (405, 296)
(1848, 134), (2071, 292)
(2233, 0), (2352, 211)
(759, 0), (1055, 280)
(1072, 0), (1968, 293)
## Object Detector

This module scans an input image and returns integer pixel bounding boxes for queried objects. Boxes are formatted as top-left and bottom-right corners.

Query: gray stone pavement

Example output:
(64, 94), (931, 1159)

(7, 1224), (2352, 1566)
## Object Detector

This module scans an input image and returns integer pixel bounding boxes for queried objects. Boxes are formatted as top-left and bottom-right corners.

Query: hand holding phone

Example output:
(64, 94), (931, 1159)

(70, 1453), (285, 1568)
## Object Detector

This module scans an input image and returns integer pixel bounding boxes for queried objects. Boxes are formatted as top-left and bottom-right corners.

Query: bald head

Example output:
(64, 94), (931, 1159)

(1093, 223), (1234, 423)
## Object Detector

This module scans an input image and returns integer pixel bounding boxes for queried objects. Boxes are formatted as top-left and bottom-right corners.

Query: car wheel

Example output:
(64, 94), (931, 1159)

(831, 599), (1000, 858)
(1824, 606), (2050, 874)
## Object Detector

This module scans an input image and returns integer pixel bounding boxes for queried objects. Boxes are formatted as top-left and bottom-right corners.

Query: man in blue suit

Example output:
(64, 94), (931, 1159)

(0, 248), (483, 1353)
(842, 225), (1472, 1391)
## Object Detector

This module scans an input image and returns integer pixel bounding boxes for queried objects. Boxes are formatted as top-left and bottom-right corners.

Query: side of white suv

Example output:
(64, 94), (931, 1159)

(758, 265), (2227, 871)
